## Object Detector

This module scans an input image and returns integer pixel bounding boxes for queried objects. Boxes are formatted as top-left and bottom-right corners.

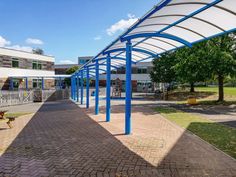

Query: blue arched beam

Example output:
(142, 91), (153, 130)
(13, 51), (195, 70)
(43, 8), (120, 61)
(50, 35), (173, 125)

(80, 56), (130, 71)
(103, 47), (157, 58)
(120, 33), (192, 47)
(75, 74), (95, 78)
(82, 69), (95, 74)
(119, 0), (221, 53)
(93, 56), (136, 64)
(86, 64), (119, 70)
(85, 68), (106, 73)
(97, 60), (125, 69)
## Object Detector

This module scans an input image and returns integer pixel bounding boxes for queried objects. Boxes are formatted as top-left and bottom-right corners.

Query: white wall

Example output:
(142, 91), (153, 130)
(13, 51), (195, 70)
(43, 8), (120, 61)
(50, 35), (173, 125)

(0, 67), (55, 78)
(0, 47), (54, 62)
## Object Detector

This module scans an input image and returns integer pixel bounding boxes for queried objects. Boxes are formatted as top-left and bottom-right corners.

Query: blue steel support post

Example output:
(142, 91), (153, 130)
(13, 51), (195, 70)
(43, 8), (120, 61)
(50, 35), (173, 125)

(71, 77), (73, 99)
(125, 40), (132, 135)
(42, 77), (44, 90)
(86, 67), (90, 109)
(76, 73), (79, 102)
(71, 76), (74, 100)
(80, 71), (84, 105)
(73, 76), (76, 100)
(106, 54), (111, 122)
(59, 77), (62, 90)
(25, 77), (28, 90)
(73, 76), (75, 100)
(10, 77), (13, 90)
(95, 60), (99, 115)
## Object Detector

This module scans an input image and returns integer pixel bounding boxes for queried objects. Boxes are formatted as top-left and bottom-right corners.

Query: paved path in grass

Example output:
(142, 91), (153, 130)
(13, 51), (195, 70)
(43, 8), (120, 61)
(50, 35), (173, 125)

(0, 100), (236, 177)
(0, 102), (43, 113)
(171, 104), (236, 128)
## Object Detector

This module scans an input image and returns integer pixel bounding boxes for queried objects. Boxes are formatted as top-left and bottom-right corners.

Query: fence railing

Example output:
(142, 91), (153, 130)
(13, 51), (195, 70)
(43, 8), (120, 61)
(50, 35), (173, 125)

(0, 89), (70, 107)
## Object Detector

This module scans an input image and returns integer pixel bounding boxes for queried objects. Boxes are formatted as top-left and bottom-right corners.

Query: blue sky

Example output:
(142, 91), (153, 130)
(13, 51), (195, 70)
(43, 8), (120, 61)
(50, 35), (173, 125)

(0, 0), (157, 64)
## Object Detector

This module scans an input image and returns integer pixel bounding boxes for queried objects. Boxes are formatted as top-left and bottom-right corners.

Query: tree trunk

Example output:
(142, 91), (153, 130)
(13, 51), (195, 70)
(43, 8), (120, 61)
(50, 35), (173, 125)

(218, 75), (224, 102)
(190, 83), (195, 92)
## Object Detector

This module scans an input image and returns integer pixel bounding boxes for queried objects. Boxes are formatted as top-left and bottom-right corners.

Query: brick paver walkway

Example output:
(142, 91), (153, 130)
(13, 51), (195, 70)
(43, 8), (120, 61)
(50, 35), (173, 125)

(0, 100), (236, 177)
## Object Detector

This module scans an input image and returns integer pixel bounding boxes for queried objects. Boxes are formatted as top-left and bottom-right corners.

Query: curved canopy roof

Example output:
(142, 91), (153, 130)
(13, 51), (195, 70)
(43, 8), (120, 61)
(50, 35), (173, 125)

(74, 0), (236, 77)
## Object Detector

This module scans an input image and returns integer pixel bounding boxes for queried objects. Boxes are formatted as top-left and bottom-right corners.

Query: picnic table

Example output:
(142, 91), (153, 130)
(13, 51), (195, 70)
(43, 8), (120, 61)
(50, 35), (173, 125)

(0, 110), (15, 128)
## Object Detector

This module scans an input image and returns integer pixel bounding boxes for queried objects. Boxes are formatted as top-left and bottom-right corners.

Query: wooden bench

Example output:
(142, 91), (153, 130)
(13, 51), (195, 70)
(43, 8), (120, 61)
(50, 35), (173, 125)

(0, 110), (15, 129)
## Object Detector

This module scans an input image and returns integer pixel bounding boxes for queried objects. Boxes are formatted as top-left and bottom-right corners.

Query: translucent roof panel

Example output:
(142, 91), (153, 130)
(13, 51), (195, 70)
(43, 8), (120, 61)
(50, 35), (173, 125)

(78, 0), (236, 74)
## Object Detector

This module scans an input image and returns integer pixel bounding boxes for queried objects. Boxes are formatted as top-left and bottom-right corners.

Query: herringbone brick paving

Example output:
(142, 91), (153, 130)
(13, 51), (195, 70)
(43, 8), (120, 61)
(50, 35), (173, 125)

(0, 100), (235, 177)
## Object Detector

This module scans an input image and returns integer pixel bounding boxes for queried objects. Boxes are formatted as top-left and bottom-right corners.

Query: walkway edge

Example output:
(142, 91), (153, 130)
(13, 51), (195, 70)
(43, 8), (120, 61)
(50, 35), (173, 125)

(158, 113), (236, 162)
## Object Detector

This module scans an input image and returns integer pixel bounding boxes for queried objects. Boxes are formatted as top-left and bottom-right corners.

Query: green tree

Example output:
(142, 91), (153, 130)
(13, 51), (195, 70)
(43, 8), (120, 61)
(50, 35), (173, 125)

(206, 34), (236, 101)
(66, 66), (79, 75)
(65, 66), (79, 86)
(150, 52), (178, 84)
(32, 48), (44, 55)
(150, 52), (178, 99)
(174, 42), (210, 92)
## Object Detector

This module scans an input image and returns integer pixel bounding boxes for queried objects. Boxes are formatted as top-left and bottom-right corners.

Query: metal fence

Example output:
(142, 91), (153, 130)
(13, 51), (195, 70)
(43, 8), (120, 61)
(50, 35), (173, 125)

(0, 89), (70, 107)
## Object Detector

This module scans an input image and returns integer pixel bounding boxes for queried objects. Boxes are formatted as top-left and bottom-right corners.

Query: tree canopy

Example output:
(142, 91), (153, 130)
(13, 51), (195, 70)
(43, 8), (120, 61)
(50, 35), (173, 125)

(150, 52), (177, 84)
(32, 48), (44, 55)
(205, 34), (236, 101)
(174, 42), (210, 92)
(150, 32), (236, 101)
(66, 66), (79, 75)
(65, 66), (80, 86)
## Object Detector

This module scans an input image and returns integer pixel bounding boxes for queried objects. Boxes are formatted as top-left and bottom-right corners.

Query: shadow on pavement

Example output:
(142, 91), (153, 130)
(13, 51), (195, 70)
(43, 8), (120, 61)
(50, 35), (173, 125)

(220, 120), (236, 128)
(0, 100), (160, 176)
(0, 99), (236, 176)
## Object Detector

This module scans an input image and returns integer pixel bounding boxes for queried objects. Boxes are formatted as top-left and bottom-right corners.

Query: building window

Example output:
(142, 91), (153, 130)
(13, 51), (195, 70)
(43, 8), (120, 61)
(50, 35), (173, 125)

(32, 61), (42, 70)
(38, 63), (42, 70)
(137, 68), (147, 74)
(111, 70), (117, 74)
(33, 79), (42, 88)
(13, 78), (20, 89)
(117, 67), (125, 74)
(12, 58), (19, 68)
(79, 59), (89, 65)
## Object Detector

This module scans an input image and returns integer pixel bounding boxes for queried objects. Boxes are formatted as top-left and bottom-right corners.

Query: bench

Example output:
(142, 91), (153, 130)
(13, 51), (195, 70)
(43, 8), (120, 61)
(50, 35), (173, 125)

(0, 110), (15, 129)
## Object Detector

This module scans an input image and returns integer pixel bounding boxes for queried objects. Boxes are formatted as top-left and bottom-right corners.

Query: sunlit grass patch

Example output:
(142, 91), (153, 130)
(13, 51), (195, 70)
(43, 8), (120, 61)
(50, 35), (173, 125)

(5, 112), (32, 118)
(155, 107), (236, 159)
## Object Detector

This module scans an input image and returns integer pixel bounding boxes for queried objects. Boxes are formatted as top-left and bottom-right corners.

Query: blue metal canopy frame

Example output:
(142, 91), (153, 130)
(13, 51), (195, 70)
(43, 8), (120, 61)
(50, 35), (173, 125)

(71, 0), (236, 135)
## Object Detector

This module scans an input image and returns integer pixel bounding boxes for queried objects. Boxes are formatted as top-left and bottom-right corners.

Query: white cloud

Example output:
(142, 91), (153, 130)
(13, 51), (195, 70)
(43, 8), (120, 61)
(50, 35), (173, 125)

(59, 60), (76, 64)
(0, 35), (33, 52)
(94, 35), (102, 41)
(6, 45), (33, 52)
(26, 38), (44, 45)
(106, 14), (138, 36)
(0, 36), (11, 47)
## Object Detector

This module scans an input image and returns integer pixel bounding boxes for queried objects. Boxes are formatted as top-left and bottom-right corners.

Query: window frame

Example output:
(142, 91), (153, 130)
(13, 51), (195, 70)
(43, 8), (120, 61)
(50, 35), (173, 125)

(12, 58), (19, 68)
(32, 61), (42, 70)
(32, 79), (42, 88)
(137, 67), (147, 74)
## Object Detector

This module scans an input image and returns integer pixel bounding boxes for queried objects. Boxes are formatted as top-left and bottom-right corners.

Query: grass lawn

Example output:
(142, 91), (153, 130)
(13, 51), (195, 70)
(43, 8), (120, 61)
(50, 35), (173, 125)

(196, 87), (236, 96)
(5, 112), (32, 118)
(170, 87), (236, 105)
(197, 100), (236, 106)
(155, 107), (236, 159)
